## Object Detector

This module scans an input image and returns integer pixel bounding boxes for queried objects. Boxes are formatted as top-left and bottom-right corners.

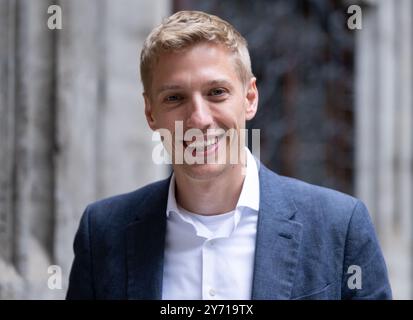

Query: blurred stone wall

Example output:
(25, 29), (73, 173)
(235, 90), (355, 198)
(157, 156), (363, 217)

(0, 0), (169, 299)
(355, 0), (413, 299)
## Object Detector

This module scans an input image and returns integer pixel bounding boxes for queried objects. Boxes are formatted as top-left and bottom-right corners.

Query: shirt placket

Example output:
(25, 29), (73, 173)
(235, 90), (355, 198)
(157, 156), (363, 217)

(202, 237), (218, 299)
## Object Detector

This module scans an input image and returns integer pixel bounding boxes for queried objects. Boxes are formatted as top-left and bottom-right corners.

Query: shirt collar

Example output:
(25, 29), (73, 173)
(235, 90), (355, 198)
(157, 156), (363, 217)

(166, 174), (179, 218)
(166, 147), (260, 217)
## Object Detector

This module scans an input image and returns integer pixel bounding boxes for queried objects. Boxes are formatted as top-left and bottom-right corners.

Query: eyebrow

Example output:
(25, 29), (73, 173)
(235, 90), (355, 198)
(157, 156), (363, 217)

(155, 79), (234, 95)
(156, 85), (183, 95)
(205, 79), (234, 88)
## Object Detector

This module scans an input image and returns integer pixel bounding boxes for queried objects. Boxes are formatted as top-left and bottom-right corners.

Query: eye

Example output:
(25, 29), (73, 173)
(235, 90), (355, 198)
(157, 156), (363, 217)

(164, 94), (182, 102)
(209, 88), (227, 96)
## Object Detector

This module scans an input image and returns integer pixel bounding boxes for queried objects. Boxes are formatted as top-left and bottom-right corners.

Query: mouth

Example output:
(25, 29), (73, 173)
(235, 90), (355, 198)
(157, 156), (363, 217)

(183, 134), (225, 157)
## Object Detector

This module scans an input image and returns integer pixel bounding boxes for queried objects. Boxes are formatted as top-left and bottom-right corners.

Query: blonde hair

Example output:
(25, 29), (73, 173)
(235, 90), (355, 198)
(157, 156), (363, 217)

(140, 10), (253, 94)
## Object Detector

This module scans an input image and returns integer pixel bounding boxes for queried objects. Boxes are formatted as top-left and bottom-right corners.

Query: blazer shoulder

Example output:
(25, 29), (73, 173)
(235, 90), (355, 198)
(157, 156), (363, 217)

(276, 173), (361, 226)
(85, 177), (170, 227)
(281, 174), (357, 207)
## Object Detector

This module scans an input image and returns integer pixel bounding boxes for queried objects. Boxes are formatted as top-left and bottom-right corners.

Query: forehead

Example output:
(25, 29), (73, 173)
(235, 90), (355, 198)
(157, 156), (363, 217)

(151, 42), (241, 91)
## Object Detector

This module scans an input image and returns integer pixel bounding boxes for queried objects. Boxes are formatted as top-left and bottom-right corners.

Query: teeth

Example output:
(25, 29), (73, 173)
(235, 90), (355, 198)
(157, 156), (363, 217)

(187, 137), (217, 149)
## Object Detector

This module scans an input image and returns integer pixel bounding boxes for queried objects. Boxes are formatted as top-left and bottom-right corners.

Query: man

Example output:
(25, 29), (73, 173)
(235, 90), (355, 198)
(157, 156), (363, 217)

(66, 10), (391, 300)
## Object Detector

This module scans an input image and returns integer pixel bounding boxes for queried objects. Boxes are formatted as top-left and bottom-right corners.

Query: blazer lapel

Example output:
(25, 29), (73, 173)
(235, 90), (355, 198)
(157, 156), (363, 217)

(126, 177), (170, 299)
(251, 165), (303, 299)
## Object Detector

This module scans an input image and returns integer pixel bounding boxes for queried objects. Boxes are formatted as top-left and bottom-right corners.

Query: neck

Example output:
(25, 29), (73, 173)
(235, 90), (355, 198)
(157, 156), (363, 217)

(174, 163), (246, 216)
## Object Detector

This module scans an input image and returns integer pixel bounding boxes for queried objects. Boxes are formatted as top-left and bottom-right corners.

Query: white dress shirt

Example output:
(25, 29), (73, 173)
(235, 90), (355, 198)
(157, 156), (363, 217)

(162, 147), (260, 300)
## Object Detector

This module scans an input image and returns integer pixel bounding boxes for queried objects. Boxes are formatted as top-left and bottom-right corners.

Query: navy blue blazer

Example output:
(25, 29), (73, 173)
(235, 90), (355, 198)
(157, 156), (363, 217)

(66, 163), (392, 299)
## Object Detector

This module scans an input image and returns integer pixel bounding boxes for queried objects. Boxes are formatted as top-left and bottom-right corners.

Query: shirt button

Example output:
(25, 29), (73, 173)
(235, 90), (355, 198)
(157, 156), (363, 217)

(209, 289), (216, 297)
(209, 240), (215, 246)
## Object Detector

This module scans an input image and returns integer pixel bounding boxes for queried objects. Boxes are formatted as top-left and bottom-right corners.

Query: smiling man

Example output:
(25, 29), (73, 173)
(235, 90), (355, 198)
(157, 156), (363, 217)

(66, 10), (392, 300)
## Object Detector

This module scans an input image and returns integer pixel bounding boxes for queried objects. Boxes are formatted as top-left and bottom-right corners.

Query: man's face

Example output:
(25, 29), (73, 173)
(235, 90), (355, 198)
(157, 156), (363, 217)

(144, 42), (258, 180)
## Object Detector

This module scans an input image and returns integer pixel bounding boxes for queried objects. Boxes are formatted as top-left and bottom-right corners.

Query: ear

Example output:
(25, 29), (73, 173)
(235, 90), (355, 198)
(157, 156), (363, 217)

(143, 92), (157, 130)
(245, 77), (259, 121)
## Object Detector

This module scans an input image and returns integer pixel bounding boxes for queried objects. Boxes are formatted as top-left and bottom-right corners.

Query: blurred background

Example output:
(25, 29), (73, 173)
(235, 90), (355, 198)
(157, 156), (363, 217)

(0, 0), (411, 299)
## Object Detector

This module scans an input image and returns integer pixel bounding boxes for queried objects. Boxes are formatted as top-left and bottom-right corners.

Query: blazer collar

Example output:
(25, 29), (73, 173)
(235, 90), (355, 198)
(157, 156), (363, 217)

(126, 176), (170, 299)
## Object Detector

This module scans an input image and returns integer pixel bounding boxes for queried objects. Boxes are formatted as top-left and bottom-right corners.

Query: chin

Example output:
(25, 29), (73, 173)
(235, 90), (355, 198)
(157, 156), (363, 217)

(179, 162), (229, 181)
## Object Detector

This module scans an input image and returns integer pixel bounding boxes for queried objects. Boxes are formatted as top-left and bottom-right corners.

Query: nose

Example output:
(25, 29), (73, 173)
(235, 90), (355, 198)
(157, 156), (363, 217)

(185, 94), (213, 130)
